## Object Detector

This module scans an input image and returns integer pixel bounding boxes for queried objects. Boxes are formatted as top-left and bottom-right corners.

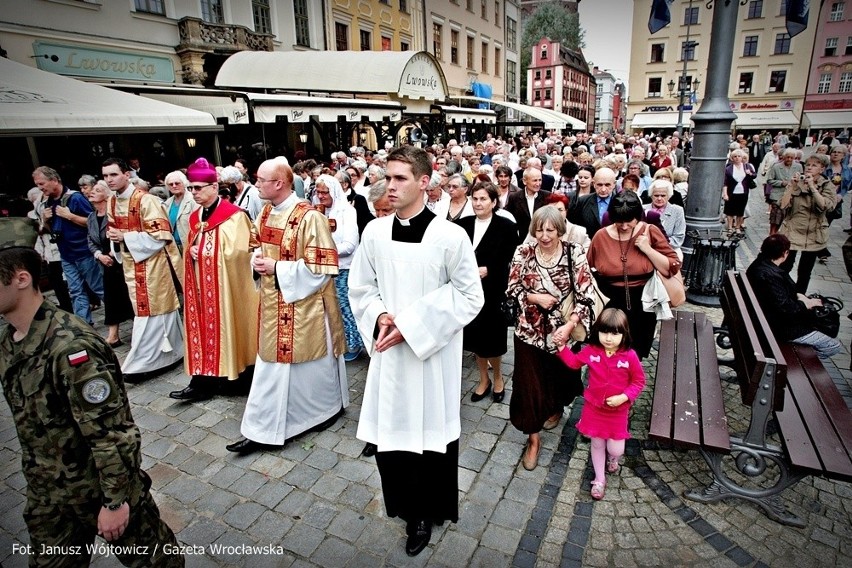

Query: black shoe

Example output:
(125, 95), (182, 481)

(123, 372), (150, 384)
(361, 442), (377, 457)
(492, 389), (505, 403)
(405, 520), (432, 556)
(309, 408), (344, 433)
(226, 438), (267, 454)
(168, 386), (214, 402)
(470, 383), (492, 402)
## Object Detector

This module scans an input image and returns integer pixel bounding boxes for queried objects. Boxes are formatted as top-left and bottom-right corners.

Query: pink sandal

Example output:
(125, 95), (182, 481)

(590, 481), (606, 500)
(606, 456), (620, 474)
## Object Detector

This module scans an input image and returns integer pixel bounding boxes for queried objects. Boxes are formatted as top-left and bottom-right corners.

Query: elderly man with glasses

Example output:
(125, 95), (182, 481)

(169, 158), (260, 403)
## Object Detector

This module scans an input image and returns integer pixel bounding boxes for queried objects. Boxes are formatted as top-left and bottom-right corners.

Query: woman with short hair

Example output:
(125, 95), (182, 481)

(722, 149), (756, 235)
(506, 206), (597, 470)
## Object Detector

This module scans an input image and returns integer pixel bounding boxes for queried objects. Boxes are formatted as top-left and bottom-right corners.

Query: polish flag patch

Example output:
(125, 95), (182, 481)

(68, 350), (90, 366)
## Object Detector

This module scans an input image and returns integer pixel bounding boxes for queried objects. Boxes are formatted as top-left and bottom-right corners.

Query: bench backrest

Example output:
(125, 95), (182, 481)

(720, 270), (787, 409)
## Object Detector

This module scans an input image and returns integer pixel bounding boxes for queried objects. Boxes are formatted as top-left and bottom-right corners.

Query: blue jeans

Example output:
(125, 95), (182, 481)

(792, 331), (843, 359)
(335, 269), (363, 353)
(62, 256), (104, 324)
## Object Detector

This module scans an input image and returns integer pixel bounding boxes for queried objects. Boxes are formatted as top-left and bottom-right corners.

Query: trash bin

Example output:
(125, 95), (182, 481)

(683, 229), (741, 306)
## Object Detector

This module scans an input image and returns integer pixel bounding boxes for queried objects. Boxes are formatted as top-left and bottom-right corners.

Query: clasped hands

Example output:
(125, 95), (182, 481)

(376, 313), (404, 352)
(251, 251), (276, 275)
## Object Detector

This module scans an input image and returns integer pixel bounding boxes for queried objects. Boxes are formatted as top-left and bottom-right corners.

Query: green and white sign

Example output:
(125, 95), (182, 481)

(33, 41), (175, 83)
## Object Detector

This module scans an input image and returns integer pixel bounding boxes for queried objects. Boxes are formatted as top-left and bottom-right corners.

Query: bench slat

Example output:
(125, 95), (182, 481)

(695, 313), (731, 452)
(673, 312), (702, 447)
(649, 316), (678, 443)
(778, 344), (852, 481)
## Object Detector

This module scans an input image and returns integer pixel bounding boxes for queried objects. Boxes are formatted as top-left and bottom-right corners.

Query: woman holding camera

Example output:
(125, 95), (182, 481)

(778, 153), (837, 294)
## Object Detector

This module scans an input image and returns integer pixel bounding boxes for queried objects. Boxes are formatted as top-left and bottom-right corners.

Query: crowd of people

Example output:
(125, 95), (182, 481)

(3, 125), (851, 562)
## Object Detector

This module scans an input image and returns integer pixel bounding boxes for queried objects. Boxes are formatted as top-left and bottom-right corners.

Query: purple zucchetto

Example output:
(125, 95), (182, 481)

(186, 157), (218, 184)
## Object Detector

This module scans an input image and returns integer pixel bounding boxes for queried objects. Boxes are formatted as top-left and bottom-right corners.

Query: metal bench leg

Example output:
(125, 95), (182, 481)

(684, 444), (808, 528)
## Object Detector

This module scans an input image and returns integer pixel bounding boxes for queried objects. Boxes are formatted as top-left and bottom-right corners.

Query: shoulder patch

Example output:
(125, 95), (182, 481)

(68, 350), (90, 366)
(81, 378), (111, 404)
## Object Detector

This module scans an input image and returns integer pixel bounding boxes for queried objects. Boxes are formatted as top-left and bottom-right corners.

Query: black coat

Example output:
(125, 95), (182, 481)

(505, 189), (551, 240)
(456, 214), (518, 357)
(745, 255), (813, 341)
(568, 192), (606, 237)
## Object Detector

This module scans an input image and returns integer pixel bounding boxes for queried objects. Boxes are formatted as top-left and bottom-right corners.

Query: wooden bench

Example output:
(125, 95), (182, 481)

(649, 270), (852, 527)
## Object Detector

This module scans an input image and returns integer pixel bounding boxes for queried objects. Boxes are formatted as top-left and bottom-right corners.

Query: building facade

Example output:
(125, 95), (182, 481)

(593, 67), (623, 133)
(0, 0), (331, 87)
(526, 37), (595, 130)
(323, 0), (424, 53)
(627, 0), (817, 134)
(802, 0), (852, 136)
(424, 0), (506, 99)
(505, 0), (521, 103)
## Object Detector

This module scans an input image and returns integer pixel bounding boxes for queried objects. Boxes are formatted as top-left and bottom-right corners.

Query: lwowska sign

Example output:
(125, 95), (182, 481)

(32, 41), (175, 83)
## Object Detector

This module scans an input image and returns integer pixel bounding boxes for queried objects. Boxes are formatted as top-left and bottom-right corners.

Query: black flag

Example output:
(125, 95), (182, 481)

(786, 0), (810, 38)
(649, 0), (672, 34)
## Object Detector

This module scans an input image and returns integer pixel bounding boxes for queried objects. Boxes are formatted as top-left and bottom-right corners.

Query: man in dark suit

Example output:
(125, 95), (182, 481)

(505, 167), (551, 239)
(568, 167), (617, 238)
(747, 134), (766, 170)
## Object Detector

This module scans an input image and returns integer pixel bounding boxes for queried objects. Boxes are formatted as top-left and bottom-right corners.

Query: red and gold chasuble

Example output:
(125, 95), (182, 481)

(108, 189), (183, 317)
(256, 201), (346, 364)
(184, 201), (259, 379)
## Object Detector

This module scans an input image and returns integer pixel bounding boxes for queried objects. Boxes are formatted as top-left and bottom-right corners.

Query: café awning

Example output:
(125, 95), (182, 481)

(455, 96), (586, 130)
(0, 58), (220, 136)
(630, 111), (693, 129)
(215, 50), (448, 101)
(245, 93), (404, 123)
(802, 111), (852, 129)
(434, 105), (496, 124)
(733, 110), (799, 129)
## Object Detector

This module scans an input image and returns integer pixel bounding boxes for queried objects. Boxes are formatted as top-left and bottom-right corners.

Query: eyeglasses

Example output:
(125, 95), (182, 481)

(314, 190), (330, 196)
(187, 183), (213, 192)
(167, 182), (183, 187)
(255, 177), (281, 185)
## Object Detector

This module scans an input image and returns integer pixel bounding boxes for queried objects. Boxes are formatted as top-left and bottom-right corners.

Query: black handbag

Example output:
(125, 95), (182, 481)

(808, 294), (843, 338)
(501, 296), (519, 327)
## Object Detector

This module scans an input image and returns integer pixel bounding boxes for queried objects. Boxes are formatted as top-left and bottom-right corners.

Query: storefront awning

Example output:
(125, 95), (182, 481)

(802, 111), (852, 130)
(434, 105), (496, 124)
(244, 93), (404, 123)
(630, 112), (693, 129)
(733, 110), (799, 129)
(0, 58), (220, 137)
(216, 50), (448, 101)
(455, 96), (586, 130)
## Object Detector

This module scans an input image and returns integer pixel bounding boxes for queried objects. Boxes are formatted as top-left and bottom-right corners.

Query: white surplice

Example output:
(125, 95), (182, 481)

(240, 195), (348, 445)
(349, 214), (484, 454)
(117, 224), (184, 374)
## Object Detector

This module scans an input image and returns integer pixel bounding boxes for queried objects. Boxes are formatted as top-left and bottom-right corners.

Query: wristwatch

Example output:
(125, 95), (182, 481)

(106, 501), (125, 511)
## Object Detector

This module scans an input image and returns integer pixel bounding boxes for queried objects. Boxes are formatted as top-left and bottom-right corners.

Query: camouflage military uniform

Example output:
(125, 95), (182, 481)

(0, 301), (184, 567)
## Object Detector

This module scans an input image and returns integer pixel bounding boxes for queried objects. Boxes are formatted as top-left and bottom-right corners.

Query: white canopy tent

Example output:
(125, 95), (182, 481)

(0, 58), (220, 136)
(455, 96), (586, 130)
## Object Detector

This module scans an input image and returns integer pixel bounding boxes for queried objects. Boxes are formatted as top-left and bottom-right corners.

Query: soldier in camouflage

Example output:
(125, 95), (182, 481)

(0, 246), (184, 567)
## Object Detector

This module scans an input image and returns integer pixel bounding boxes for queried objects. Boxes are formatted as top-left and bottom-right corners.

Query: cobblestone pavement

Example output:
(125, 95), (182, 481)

(0, 187), (850, 567)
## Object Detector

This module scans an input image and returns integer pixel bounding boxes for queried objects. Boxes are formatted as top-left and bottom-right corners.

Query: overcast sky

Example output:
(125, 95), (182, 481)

(578, 0), (633, 93)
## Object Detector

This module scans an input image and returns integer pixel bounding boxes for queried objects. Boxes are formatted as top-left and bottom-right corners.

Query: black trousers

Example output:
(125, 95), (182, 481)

(375, 439), (459, 526)
(780, 249), (818, 295)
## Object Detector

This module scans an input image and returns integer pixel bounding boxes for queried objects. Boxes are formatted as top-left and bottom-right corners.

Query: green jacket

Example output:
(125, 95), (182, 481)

(0, 301), (144, 510)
